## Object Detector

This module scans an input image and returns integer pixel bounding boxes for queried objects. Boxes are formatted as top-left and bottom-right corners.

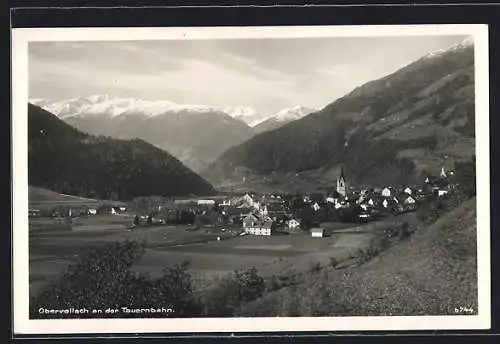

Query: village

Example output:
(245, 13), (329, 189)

(29, 166), (457, 239)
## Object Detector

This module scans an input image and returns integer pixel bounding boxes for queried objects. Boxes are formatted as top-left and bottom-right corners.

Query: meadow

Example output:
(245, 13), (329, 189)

(28, 187), (416, 298)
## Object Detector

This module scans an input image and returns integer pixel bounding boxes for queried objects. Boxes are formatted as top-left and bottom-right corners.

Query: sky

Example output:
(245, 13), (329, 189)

(29, 35), (467, 115)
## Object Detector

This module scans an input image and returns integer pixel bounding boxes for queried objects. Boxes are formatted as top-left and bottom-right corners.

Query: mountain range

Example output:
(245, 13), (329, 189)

(203, 38), (475, 192)
(253, 106), (317, 133)
(30, 97), (316, 172)
(28, 103), (215, 200)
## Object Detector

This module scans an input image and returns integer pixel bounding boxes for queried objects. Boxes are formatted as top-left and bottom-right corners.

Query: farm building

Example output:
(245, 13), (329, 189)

(311, 227), (325, 238)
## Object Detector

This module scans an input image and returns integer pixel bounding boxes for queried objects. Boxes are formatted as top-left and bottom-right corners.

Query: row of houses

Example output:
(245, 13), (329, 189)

(28, 204), (128, 218)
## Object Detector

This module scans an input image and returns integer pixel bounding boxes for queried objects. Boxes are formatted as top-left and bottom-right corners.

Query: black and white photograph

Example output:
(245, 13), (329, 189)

(12, 24), (490, 334)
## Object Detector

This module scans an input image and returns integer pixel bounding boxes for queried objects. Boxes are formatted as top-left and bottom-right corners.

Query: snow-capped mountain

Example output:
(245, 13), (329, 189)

(30, 95), (220, 119)
(223, 106), (268, 127)
(253, 105), (317, 133)
(29, 95), (255, 173)
(423, 36), (474, 60)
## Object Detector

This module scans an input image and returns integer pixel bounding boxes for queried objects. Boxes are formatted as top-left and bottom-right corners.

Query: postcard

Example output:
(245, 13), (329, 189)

(11, 24), (490, 335)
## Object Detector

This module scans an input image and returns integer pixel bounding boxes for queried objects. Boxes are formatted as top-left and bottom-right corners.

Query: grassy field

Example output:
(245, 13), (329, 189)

(29, 210), (410, 299)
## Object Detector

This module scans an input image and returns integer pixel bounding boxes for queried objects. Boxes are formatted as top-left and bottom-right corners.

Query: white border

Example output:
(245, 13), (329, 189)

(12, 24), (491, 335)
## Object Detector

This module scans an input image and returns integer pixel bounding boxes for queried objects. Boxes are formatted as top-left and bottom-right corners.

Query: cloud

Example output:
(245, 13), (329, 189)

(28, 35), (467, 114)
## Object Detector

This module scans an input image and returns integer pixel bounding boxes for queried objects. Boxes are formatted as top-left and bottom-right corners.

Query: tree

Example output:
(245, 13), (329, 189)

(30, 241), (202, 318)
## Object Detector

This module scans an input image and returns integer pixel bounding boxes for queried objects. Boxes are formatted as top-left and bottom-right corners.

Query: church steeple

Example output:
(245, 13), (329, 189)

(336, 165), (347, 197)
(339, 166), (345, 181)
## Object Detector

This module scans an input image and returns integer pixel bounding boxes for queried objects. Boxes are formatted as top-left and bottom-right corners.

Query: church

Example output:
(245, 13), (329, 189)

(336, 166), (347, 197)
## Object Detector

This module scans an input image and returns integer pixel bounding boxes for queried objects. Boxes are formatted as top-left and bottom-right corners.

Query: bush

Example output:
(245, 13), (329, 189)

(30, 240), (202, 318)
(199, 267), (265, 317)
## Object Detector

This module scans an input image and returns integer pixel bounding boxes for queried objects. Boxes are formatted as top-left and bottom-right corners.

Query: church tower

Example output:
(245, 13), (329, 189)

(336, 166), (347, 197)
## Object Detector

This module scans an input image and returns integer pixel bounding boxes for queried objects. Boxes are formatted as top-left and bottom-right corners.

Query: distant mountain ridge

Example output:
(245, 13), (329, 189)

(254, 106), (317, 133)
(31, 96), (255, 173)
(28, 104), (215, 200)
(31, 96), (318, 172)
(203, 38), (475, 191)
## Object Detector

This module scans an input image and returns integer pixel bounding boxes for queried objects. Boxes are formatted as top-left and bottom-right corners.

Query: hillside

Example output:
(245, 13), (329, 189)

(253, 106), (317, 134)
(32, 96), (255, 173)
(28, 104), (216, 200)
(236, 197), (478, 316)
(204, 39), (475, 190)
(29, 186), (98, 203)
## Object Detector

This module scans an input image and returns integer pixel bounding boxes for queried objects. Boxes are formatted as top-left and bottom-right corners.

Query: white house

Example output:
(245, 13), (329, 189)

(404, 187), (413, 195)
(311, 227), (325, 238)
(381, 187), (391, 197)
(404, 196), (416, 204)
(368, 198), (375, 206)
(382, 199), (389, 208)
(244, 218), (273, 236)
(242, 194), (255, 207)
(438, 190), (449, 197)
(287, 218), (301, 229)
(87, 208), (97, 215)
(312, 202), (321, 211)
(326, 197), (336, 204)
(360, 204), (368, 211)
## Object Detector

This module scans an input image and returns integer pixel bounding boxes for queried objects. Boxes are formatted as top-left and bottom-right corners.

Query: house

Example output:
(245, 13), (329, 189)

(87, 208), (97, 215)
(404, 187), (413, 195)
(404, 196), (416, 205)
(381, 187), (391, 197)
(440, 167), (448, 178)
(438, 190), (449, 197)
(312, 202), (321, 212)
(220, 199), (231, 206)
(356, 195), (366, 204)
(244, 216), (274, 236)
(242, 214), (259, 228)
(259, 205), (269, 217)
(326, 197), (336, 204)
(97, 205), (117, 215)
(68, 207), (87, 217)
(287, 218), (301, 229)
(311, 227), (325, 238)
(242, 193), (255, 207)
